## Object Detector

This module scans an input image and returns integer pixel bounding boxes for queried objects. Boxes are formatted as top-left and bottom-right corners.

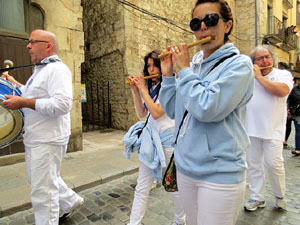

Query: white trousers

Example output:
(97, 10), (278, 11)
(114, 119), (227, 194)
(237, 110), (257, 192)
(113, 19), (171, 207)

(128, 147), (186, 225)
(177, 171), (245, 225)
(25, 144), (82, 225)
(246, 137), (286, 201)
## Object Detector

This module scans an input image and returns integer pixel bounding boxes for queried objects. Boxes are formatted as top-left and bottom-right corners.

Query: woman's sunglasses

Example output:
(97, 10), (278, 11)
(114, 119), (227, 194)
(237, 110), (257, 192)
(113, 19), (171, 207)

(190, 13), (224, 31)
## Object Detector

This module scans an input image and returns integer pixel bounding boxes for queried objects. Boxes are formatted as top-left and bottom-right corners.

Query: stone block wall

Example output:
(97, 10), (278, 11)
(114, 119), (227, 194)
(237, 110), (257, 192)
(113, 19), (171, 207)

(32, 0), (84, 152)
(233, 0), (257, 55)
(83, 0), (205, 130)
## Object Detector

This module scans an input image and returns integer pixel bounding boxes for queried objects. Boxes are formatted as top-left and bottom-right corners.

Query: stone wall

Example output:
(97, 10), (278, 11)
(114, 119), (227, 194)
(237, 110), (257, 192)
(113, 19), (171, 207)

(32, 0), (84, 152)
(82, 0), (207, 130)
(233, 0), (257, 55)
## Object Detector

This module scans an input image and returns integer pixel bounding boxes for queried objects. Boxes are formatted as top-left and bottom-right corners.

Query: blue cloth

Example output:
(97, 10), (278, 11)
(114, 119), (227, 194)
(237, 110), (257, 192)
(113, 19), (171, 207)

(123, 121), (145, 159)
(160, 43), (254, 184)
(144, 83), (160, 111)
(123, 122), (174, 181)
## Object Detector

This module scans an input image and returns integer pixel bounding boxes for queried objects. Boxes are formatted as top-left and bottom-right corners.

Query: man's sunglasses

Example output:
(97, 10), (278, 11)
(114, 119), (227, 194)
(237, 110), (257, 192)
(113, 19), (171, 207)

(190, 13), (224, 31)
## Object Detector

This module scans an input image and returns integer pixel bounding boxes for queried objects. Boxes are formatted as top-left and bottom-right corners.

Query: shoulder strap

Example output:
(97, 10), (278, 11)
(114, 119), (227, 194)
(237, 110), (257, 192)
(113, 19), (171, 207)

(174, 52), (237, 145)
(138, 83), (161, 138)
(208, 53), (237, 74)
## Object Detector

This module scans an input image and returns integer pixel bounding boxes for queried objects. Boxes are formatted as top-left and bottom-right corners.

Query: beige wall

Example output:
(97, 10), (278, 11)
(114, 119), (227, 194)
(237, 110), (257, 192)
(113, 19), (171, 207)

(235, 0), (297, 65)
(32, 0), (84, 152)
(83, 0), (200, 130)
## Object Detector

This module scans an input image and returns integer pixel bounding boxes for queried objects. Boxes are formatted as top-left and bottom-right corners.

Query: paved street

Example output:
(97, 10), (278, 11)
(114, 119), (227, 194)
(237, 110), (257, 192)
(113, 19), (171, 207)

(0, 136), (299, 225)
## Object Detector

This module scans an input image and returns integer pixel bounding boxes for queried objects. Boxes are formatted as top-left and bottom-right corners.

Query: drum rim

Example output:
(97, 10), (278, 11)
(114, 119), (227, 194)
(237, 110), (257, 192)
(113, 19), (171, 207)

(0, 78), (22, 96)
(0, 97), (24, 149)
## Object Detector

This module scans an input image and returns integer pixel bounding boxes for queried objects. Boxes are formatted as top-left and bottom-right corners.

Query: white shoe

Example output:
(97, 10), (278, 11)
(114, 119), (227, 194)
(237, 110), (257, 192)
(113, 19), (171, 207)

(171, 222), (186, 225)
(244, 199), (266, 212)
(151, 181), (159, 191)
(59, 197), (84, 220)
(275, 197), (286, 210)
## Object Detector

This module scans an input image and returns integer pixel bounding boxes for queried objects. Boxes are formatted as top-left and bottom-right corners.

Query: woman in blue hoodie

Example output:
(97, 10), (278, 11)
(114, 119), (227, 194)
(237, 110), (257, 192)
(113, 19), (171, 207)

(159, 0), (254, 224)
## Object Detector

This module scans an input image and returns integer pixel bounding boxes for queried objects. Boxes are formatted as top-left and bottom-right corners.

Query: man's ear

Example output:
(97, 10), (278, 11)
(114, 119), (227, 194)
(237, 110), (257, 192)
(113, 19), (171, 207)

(47, 42), (54, 52)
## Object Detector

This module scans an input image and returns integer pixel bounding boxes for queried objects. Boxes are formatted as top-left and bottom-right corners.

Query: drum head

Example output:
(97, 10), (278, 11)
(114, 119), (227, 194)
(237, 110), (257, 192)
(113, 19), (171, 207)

(0, 98), (24, 148)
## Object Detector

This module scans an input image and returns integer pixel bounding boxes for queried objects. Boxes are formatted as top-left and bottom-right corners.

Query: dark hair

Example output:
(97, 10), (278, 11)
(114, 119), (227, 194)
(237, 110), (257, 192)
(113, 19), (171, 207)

(143, 50), (162, 93)
(192, 0), (233, 42)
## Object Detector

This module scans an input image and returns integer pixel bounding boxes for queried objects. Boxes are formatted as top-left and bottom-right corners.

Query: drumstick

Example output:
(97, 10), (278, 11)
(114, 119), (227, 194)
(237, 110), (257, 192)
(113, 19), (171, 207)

(125, 74), (160, 85)
(158, 36), (212, 59)
(259, 65), (273, 70)
(3, 60), (14, 78)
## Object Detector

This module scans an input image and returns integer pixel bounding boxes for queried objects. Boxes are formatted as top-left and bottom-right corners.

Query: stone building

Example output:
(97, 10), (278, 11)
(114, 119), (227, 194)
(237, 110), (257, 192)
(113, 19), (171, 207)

(2, 0), (299, 157)
(82, 0), (238, 130)
(0, 0), (84, 156)
(234, 0), (299, 81)
(81, 0), (300, 132)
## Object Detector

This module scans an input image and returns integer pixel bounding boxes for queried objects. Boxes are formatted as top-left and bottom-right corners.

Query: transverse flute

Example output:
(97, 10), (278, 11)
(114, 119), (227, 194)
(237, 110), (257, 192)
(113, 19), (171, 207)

(125, 74), (160, 85)
(158, 36), (212, 59)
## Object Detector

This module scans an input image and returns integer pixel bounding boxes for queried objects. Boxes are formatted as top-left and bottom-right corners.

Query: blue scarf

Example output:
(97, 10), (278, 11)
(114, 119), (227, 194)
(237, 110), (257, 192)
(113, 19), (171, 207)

(144, 83), (160, 111)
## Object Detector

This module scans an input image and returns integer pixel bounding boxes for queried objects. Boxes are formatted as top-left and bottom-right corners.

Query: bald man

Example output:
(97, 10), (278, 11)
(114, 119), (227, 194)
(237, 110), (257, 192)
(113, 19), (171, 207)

(1, 29), (83, 225)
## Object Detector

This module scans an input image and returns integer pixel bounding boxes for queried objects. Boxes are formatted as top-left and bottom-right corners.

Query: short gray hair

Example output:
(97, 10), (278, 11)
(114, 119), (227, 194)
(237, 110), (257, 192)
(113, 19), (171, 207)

(249, 45), (277, 66)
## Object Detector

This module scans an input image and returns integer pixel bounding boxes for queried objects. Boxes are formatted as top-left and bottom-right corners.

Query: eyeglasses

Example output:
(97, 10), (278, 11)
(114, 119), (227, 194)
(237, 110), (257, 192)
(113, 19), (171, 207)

(27, 40), (49, 45)
(254, 55), (272, 61)
(190, 13), (224, 31)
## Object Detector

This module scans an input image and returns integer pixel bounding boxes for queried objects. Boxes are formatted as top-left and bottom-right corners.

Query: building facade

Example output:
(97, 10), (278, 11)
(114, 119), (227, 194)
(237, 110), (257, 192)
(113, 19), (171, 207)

(2, 0), (299, 156)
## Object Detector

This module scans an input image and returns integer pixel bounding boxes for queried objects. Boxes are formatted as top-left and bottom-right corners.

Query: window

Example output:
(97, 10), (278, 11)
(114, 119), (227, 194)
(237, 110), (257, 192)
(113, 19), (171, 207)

(0, 0), (25, 32)
(0, 0), (44, 36)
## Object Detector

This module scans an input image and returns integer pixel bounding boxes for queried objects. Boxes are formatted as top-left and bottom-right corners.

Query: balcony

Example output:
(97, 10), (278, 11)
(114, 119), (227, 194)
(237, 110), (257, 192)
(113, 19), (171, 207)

(264, 16), (284, 45)
(281, 26), (297, 51)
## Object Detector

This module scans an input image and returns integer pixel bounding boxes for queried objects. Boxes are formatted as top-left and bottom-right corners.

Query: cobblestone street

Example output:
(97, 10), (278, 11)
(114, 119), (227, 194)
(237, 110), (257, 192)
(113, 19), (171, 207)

(0, 146), (299, 225)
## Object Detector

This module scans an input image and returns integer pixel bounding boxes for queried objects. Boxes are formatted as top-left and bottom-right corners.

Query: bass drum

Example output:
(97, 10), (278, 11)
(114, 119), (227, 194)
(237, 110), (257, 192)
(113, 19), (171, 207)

(0, 78), (24, 149)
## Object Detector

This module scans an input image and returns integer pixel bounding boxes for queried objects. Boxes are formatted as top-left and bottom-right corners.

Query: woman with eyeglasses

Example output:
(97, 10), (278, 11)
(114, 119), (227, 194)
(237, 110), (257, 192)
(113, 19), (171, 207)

(159, 0), (254, 224)
(125, 50), (186, 225)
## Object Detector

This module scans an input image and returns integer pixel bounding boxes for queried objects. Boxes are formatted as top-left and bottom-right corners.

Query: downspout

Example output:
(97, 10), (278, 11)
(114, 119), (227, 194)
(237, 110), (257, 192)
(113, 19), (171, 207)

(255, 0), (258, 46)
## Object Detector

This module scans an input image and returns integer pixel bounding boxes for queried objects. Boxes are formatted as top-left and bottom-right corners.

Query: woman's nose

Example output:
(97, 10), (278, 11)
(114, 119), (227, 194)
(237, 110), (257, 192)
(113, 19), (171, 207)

(200, 21), (207, 31)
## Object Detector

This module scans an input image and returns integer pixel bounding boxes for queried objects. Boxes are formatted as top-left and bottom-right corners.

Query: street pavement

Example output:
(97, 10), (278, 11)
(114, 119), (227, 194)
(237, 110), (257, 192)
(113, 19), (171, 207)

(0, 129), (300, 225)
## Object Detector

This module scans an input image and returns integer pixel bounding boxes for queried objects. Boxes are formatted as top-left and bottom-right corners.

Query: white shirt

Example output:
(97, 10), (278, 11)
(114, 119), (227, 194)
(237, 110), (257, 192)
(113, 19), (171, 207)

(146, 83), (175, 133)
(148, 98), (175, 133)
(246, 68), (294, 141)
(20, 55), (73, 147)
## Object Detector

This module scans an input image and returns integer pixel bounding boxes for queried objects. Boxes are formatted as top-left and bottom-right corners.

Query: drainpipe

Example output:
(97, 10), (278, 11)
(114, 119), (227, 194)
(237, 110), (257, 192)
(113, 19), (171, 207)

(255, 0), (258, 46)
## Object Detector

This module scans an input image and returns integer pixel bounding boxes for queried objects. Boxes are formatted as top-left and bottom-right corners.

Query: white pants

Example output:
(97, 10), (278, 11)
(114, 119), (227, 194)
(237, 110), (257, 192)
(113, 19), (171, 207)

(25, 144), (82, 225)
(128, 147), (185, 225)
(177, 171), (245, 225)
(246, 137), (286, 201)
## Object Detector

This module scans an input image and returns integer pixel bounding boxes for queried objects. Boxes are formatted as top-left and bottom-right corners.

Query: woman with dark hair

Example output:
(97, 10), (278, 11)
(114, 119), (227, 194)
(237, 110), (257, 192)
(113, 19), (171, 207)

(159, 0), (254, 224)
(125, 50), (186, 225)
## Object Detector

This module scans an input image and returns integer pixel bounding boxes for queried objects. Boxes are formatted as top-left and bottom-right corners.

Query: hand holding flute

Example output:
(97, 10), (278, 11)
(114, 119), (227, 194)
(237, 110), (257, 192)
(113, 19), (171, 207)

(158, 36), (212, 59)
(125, 74), (160, 85)
(125, 36), (213, 84)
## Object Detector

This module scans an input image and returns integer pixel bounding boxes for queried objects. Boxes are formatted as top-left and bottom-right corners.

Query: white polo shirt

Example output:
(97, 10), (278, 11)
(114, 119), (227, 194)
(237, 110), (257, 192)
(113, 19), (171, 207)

(246, 68), (294, 141)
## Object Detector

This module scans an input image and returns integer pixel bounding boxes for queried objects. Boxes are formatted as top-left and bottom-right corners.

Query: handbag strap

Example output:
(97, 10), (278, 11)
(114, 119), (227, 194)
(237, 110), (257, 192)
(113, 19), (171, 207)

(174, 53), (237, 145)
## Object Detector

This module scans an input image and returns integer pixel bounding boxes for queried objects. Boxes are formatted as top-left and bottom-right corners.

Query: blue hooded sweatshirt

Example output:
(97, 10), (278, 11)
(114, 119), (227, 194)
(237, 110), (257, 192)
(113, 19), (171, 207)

(159, 43), (254, 184)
